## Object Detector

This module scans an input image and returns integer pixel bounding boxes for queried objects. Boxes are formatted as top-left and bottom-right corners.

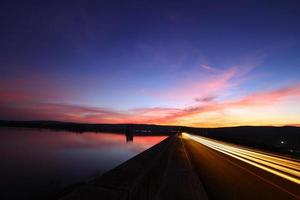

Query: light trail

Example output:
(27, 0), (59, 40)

(182, 133), (300, 185)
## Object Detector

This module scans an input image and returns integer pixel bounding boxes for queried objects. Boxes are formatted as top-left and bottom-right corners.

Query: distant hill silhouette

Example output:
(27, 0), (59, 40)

(0, 120), (179, 135)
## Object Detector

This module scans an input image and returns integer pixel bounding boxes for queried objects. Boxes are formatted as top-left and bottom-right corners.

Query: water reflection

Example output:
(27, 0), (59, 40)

(0, 127), (167, 200)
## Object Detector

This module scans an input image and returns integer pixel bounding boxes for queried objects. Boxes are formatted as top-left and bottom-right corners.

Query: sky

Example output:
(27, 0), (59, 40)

(1, 0), (300, 127)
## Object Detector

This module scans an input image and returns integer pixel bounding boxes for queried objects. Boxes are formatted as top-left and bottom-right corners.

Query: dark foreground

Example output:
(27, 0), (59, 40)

(59, 134), (300, 200)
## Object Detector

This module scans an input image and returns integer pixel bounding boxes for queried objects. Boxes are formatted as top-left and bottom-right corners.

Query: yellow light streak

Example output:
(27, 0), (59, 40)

(183, 133), (300, 185)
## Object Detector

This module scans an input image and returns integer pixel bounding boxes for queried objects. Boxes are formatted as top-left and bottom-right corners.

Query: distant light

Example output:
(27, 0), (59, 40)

(280, 140), (285, 144)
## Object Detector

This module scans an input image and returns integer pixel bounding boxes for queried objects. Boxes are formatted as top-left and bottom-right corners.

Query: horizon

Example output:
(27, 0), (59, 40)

(1, 1), (300, 127)
(1, 119), (300, 129)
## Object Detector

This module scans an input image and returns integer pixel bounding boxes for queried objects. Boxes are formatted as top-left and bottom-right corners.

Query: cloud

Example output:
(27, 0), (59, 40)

(129, 83), (300, 125)
(1, 82), (299, 126)
(1, 51), (299, 127)
(200, 64), (220, 72)
(232, 83), (300, 106)
(0, 73), (78, 105)
(194, 96), (215, 103)
(153, 67), (237, 103)
(286, 124), (300, 127)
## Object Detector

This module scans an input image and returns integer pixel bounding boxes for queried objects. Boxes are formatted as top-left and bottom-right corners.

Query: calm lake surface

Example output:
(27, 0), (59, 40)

(0, 127), (167, 199)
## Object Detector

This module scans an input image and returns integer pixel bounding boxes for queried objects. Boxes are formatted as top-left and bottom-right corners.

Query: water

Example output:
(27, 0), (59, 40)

(0, 127), (167, 199)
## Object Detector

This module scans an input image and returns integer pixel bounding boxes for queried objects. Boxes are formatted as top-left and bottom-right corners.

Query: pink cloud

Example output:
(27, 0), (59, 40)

(231, 83), (300, 106)
(153, 67), (237, 103)
(0, 73), (79, 104)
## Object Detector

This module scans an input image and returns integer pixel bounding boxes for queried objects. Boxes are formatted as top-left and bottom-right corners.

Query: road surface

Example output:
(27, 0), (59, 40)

(182, 133), (300, 200)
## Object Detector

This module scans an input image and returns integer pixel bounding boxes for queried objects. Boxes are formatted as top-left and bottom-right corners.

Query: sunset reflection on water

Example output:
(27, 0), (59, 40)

(0, 127), (166, 199)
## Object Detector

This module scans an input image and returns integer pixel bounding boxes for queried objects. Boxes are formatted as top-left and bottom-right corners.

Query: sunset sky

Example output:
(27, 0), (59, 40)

(1, 0), (300, 127)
